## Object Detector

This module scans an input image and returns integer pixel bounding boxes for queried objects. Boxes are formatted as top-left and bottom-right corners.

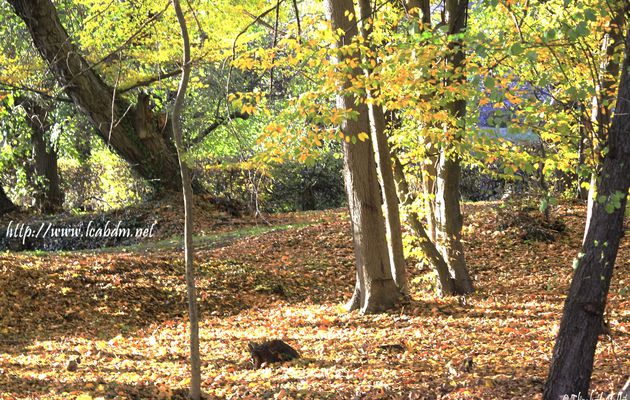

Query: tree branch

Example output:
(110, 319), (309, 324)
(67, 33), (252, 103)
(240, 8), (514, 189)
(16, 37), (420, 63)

(191, 111), (250, 146)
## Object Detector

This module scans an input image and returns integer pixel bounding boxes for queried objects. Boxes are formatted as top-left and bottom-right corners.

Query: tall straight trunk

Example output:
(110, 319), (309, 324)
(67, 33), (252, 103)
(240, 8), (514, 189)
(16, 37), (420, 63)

(8, 0), (182, 191)
(543, 24), (630, 400)
(20, 99), (64, 213)
(171, 1), (201, 399)
(324, 0), (401, 314)
(357, 0), (408, 295)
(0, 187), (16, 215)
(392, 156), (456, 295)
(576, 115), (589, 201)
(434, 0), (474, 294)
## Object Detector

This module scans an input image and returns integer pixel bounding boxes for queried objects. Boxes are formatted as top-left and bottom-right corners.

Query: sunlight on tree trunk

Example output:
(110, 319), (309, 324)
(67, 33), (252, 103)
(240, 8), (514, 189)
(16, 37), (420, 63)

(357, 0), (408, 296)
(171, 1), (201, 398)
(324, 0), (401, 314)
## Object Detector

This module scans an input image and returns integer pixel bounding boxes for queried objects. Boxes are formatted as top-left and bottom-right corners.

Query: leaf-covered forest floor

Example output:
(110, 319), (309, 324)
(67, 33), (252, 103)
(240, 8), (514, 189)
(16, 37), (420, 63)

(0, 201), (628, 399)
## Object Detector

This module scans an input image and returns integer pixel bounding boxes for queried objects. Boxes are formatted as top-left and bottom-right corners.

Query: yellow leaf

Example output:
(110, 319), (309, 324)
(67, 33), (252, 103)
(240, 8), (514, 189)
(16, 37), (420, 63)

(358, 132), (369, 142)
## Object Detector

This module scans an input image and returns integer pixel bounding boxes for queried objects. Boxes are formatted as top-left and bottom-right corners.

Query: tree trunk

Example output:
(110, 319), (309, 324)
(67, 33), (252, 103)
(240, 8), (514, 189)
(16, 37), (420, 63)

(582, 5), (625, 245)
(74, 120), (93, 211)
(576, 115), (589, 200)
(392, 156), (456, 295)
(324, 0), (401, 314)
(0, 187), (16, 215)
(357, 0), (408, 296)
(404, 0), (439, 244)
(433, 0), (474, 294)
(543, 24), (630, 400)
(171, 1), (201, 398)
(20, 99), (64, 213)
(422, 148), (439, 243)
(8, 0), (182, 191)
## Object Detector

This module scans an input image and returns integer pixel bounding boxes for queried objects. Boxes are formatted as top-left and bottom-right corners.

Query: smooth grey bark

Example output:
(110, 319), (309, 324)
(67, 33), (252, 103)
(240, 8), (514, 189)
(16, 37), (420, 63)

(19, 99), (64, 213)
(357, 0), (408, 295)
(0, 186), (16, 215)
(7, 0), (182, 191)
(392, 156), (456, 295)
(433, 0), (474, 294)
(543, 23), (630, 400)
(171, 1), (201, 398)
(325, 0), (401, 314)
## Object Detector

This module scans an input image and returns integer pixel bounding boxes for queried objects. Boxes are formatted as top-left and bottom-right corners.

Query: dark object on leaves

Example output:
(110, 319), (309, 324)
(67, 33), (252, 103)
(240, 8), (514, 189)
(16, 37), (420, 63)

(254, 283), (286, 297)
(459, 356), (474, 372)
(378, 344), (405, 352)
(248, 339), (300, 369)
(496, 207), (565, 243)
(66, 355), (81, 372)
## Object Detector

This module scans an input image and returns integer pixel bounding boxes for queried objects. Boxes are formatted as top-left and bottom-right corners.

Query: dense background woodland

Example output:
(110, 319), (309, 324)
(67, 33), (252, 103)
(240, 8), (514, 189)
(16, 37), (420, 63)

(0, 0), (628, 399)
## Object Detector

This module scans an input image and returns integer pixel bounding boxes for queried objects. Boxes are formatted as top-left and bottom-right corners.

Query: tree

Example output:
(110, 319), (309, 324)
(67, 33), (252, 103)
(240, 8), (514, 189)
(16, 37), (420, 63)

(7, 0), (182, 191)
(357, 0), (408, 295)
(392, 156), (456, 295)
(543, 23), (630, 400)
(433, 0), (474, 294)
(324, 0), (402, 314)
(171, 0), (201, 398)
(18, 98), (64, 213)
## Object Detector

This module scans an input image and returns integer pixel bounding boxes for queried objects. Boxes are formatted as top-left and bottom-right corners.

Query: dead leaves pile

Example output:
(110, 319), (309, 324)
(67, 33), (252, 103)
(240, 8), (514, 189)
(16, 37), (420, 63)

(0, 203), (628, 399)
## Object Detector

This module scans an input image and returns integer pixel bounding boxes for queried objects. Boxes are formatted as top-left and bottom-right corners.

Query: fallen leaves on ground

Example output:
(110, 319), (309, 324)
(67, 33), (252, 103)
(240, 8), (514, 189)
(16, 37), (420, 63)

(0, 202), (628, 399)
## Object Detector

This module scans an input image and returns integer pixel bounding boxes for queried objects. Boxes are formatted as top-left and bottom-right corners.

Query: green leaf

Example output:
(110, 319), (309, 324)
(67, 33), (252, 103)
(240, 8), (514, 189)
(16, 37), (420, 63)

(509, 42), (524, 56)
(584, 9), (596, 21)
(485, 76), (495, 89)
(525, 51), (538, 62)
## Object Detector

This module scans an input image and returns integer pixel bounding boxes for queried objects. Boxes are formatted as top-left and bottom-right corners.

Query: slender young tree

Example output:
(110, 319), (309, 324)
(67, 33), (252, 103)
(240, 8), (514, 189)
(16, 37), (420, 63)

(324, 0), (402, 314)
(544, 24), (630, 400)
(171, 1), (201, 398)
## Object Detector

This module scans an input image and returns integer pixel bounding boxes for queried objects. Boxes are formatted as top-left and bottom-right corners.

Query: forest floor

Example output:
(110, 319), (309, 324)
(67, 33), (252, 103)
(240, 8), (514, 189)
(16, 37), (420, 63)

(0, 200), (628, 399)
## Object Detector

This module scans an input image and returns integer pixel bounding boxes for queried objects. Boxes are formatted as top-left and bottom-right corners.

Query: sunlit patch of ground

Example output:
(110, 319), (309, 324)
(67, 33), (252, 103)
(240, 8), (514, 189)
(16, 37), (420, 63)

(0, 204), (627, 399)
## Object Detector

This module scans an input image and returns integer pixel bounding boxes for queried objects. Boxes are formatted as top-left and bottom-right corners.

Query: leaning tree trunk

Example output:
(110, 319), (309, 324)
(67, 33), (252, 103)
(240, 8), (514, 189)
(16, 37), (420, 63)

(357, 0), (408, 296)
(543, 24), (630, 400)
(392, 156), (456, 295)
(0, 187), (16, 215)
(325, 0), (401, 314)
(433, 0), (474, 294)
(20, 99), (64, 213)
(171, 1), (201, 398)
(8, 0), (182, 191)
